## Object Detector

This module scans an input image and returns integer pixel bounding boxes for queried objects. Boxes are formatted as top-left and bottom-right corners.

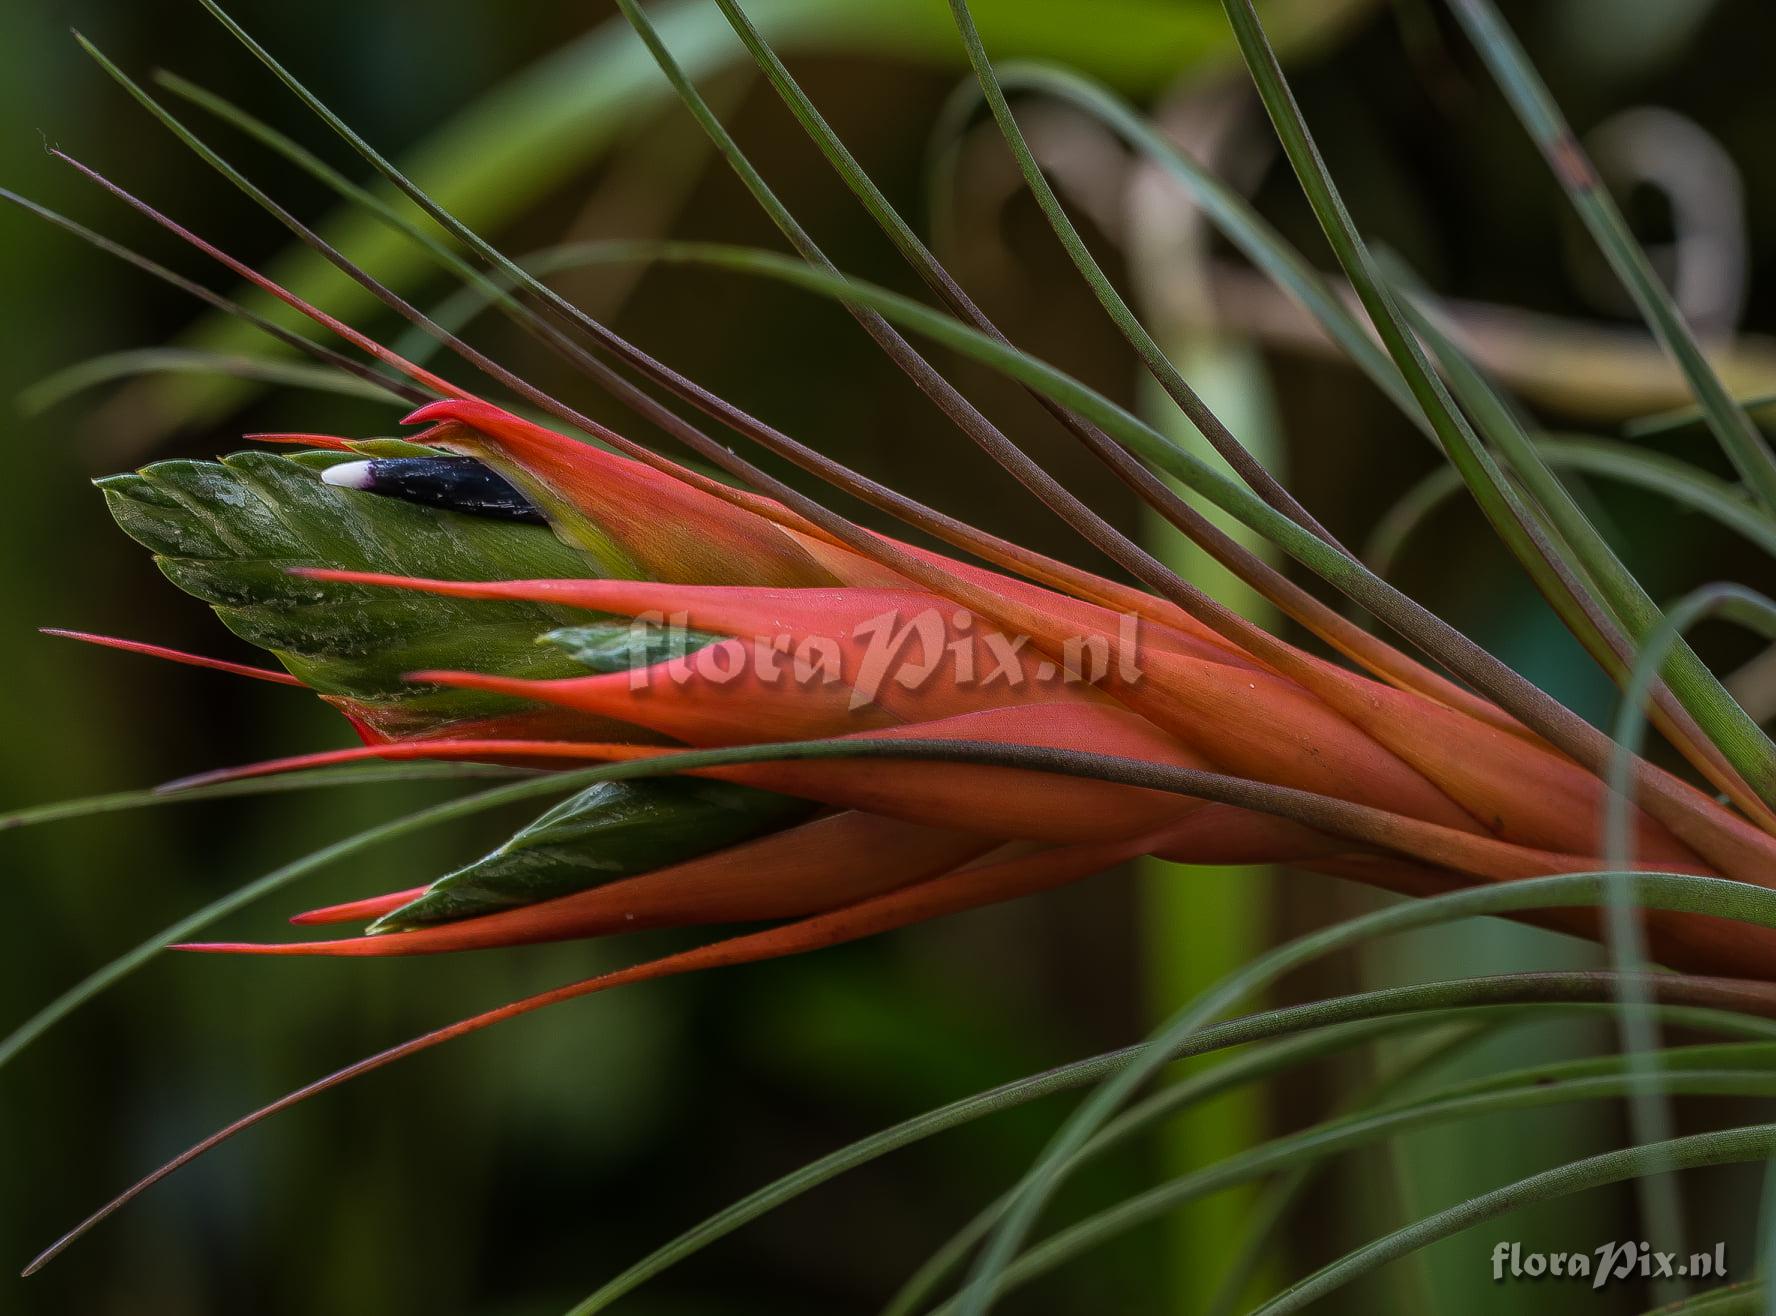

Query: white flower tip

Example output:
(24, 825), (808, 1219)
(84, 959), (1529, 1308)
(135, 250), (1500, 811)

(320, 460), (376, 491)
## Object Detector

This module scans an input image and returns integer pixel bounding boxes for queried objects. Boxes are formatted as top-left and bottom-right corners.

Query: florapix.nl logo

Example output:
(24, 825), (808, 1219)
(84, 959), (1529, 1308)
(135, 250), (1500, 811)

(616, 606), (1146, 711)
(1491, 1240), (1727, 1290)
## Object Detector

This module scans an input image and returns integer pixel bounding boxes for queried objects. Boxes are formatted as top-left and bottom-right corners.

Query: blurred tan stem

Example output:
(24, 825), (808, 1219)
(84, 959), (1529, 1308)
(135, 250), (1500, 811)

(1183, 262), (1776, 421)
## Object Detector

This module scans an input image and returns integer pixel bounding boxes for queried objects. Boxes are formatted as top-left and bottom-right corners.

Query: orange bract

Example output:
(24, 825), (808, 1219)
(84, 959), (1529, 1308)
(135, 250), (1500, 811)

(169, 400), (1776, 977)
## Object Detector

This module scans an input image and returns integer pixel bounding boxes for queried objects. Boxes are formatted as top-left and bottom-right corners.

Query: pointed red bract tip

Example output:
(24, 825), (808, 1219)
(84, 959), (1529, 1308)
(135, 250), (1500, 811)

(173, 942), (283, 954)
(244, 431), (356, 452)
(402, 399), (479, 429)
(286, 566), (486, 592)
(41, 629), (305, 687)
(336, 710), (391, 746)
(290, 887), (427, 925)
(167, 940), (353, 956)
(288, 566), (608, 606)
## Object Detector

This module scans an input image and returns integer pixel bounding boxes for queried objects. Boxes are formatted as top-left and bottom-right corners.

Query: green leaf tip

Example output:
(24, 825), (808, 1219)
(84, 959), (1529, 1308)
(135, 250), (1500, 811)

(368, 777), (816, 930)
(99, 447), (606, 727)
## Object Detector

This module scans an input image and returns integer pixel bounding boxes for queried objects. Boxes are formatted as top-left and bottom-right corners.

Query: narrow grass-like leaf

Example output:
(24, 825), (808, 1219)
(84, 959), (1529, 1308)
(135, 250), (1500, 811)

(1641, 1283), (1765, 1315)
(1248, 1124), (1776, 1314)
(978, 1040), (1776, 1307)
(0, 768), (603, 1071)
(1388, 258), (1769, 825)
(0, 763), (527, 833)
(614, 0), (1191, 613)
(570, 991), (1776, 1315)
(1206, 0), (1776, 811)
(1368, 439), (1776, 575)
(21, 347), (406, 415)
(1444, 0), (1776, 515)
(955, 61), (1422, 429)
(167, 0), (1281, 428)
(1208, 0), (1638, 702)
(516, 236), (1770, 867)
(37, 717), (1776, 1277)
(0, 187), (431, 408)
(939, 1074), (1776, 1313)
(1218, 0), (1776, 794)
(956, 869), (1776, 1315)
(1626, 394), (1776, 441)
(152, 68), (475, 295)
(1201, 1025), (1506, 1316)
(944, 0), (1340, 546)
(1605, 583), (1776, 1206)
(882, 1018), (1493, 1316)
(162, 732), (1645, 871)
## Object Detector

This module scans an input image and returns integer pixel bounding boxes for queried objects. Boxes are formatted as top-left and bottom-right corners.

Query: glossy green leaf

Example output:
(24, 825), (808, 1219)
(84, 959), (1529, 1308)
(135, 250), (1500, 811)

(540, 619), (726, 675)
(100, 449), (612, 731)
(371, 778), (814, 929)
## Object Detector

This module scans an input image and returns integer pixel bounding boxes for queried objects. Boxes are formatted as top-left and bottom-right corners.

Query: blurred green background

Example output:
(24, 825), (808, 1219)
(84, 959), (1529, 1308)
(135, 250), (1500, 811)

(6, 0), (1776, 1311)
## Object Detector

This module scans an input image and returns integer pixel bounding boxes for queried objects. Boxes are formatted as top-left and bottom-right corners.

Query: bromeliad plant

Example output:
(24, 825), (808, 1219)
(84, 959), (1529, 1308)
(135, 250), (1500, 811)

(97, 393), (1776, 969)
(13, 0), (1776, 1309)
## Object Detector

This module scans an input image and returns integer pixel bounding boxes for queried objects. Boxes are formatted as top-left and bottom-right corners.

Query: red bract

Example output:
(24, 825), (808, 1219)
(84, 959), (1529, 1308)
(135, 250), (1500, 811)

(163, 401), (1776, 979)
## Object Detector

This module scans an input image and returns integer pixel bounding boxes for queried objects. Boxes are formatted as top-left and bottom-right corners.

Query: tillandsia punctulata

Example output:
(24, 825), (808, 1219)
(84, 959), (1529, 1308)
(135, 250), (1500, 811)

(86, 399), (1776, 974)
(19, 0), (1776, 1280)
